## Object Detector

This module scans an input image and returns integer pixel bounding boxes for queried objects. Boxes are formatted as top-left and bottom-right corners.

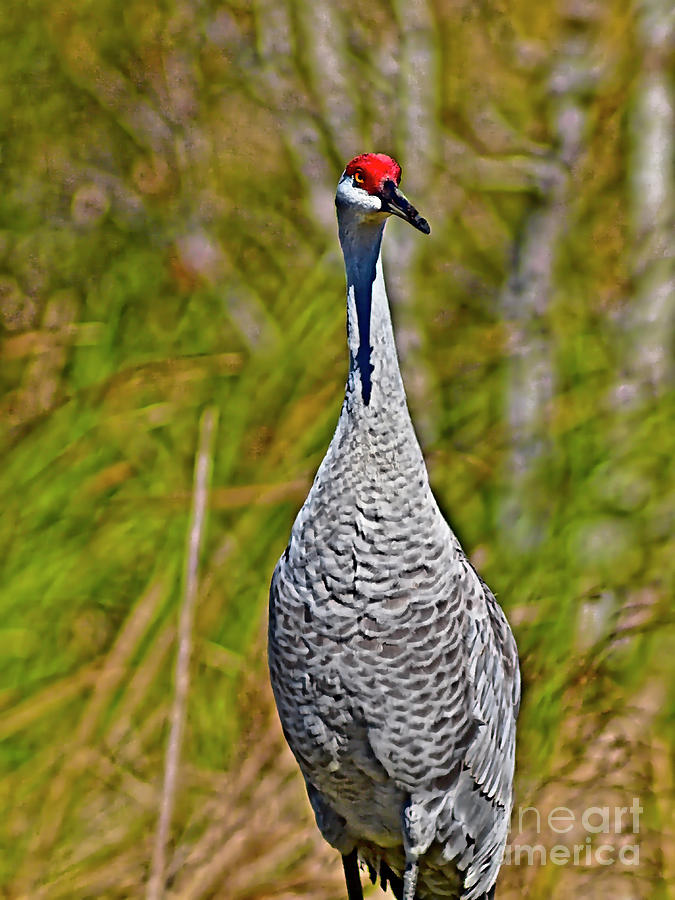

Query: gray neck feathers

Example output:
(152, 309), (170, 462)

(312, 207), (429, 504)
(337, 214), (407, 414)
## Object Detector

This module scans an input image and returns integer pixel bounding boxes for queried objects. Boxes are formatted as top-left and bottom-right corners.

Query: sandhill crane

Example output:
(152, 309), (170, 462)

(268, 154), (520, 900)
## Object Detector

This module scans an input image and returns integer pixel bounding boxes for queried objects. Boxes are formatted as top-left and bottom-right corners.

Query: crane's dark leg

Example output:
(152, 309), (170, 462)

(381, 862), (403, 899)
(342, 850), (363, 900)
(469, 885), (495, 900)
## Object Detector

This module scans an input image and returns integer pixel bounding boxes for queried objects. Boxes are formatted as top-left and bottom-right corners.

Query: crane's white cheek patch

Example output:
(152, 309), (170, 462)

(336, 177), (383, 214)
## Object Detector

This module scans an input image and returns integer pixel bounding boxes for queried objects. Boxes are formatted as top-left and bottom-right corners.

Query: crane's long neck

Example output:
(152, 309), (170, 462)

(338, 217), (406, 414)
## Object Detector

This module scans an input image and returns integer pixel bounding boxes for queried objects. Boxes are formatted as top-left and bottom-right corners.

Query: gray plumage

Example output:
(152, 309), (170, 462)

(268, 155), (520, 900)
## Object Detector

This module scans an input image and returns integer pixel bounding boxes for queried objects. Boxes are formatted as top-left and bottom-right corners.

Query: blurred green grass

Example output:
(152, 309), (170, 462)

(0, 0), (673, 896)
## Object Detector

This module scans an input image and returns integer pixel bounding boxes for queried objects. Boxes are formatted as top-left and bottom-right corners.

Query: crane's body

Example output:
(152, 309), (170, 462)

(268, 155), (519, 900)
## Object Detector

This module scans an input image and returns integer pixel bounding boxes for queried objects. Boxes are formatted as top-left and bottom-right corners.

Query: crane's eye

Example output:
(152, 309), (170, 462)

(353, 170), (365, 185)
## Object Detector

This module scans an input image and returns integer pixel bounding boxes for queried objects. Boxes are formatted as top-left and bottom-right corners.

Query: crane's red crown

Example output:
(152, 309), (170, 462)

(345, 153), (402, 195)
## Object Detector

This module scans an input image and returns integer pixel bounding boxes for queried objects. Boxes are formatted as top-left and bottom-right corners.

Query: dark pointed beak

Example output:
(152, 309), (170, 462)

(379, 180), (430, 234)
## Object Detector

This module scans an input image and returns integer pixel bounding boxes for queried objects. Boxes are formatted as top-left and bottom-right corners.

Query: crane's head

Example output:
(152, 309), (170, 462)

(336, 153), (430, 235)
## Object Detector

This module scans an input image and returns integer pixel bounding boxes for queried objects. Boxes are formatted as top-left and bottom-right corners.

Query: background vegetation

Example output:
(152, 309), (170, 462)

(0, 0), (673, 897)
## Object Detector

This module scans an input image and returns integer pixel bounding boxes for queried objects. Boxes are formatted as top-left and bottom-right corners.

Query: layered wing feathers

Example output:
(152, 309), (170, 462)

(268, 410), (519, 899)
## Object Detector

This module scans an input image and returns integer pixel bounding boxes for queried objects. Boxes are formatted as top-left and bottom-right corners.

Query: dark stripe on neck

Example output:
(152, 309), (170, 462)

(354, 262), (376, 405)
